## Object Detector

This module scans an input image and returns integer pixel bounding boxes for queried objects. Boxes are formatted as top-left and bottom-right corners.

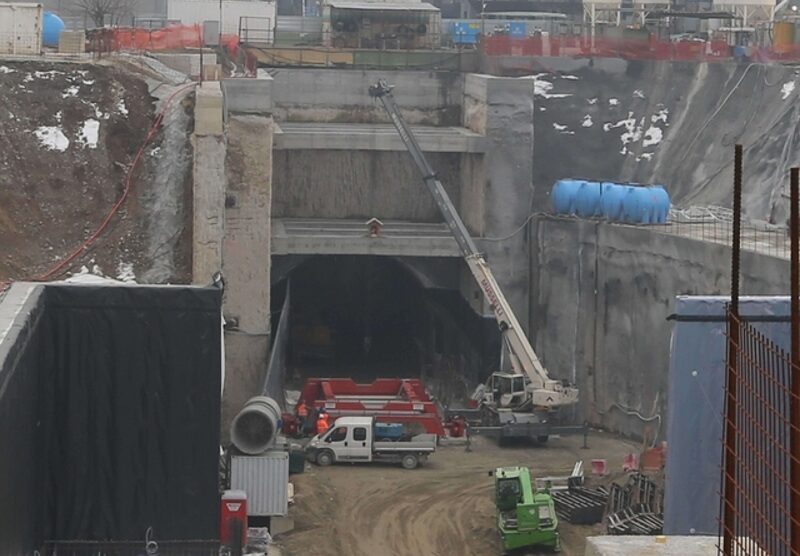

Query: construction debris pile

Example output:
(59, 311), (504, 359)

(606, 473), (664, 535)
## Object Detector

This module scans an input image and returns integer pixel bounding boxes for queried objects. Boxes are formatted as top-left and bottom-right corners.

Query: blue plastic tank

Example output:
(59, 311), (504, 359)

(622, 186), (649, 223)
(551, 179), (581, 215)
(43, 12), (65, 48)
(600, 182), (626, 220)
(575, 181), (602, 218)
(649, 185), (670, 223)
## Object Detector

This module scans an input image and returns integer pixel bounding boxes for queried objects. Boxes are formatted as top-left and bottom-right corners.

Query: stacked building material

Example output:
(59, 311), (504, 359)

(552, 486), (609, 524)
(605, 473), (664, 535)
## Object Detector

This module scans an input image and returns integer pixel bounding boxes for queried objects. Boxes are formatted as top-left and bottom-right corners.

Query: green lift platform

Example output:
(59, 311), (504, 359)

(494, 466), (561, 553)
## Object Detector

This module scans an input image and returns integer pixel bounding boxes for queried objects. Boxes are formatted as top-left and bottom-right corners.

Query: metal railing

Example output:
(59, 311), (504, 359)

(650, 206), (790, 260)
(720, 310), (795, 554)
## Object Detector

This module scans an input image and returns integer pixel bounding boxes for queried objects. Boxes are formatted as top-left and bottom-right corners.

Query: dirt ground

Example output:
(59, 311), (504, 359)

(277, 432), (643, 556)
(0, 60), (193, 284)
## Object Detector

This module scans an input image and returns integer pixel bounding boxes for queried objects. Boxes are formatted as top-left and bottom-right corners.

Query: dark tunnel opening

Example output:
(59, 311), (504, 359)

(270, 256), (500, 405)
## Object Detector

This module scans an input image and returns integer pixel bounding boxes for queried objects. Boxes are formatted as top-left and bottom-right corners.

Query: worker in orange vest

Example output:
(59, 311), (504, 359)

(316, 409), (330, 436)
(296, 401), (309, 435)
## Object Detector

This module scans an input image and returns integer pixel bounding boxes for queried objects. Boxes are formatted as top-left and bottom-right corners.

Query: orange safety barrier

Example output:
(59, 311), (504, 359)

(91, 24), (241, 56)
(481, 34), (800, 64)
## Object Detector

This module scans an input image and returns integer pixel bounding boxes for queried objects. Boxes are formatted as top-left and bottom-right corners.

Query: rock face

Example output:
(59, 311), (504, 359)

(0, 61), (193, 283)
(527, 59), (799, 224)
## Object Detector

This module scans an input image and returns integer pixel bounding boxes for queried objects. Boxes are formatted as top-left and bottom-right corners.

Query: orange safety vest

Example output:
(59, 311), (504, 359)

(297, 403), (308, 417)
(316, 416), (329, 435)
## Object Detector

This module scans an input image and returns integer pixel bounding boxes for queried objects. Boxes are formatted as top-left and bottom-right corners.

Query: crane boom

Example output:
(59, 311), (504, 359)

(369, 80), (578, 410)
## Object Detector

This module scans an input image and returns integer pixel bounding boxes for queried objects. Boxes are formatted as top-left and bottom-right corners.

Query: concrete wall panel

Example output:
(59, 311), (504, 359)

(269, 68), (463, 125)
(272, 150), (463, 221)
(530, 216), (790, 438)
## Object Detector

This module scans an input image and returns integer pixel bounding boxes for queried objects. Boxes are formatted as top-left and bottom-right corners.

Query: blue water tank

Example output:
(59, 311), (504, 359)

(622, 186), (650, 223)
(649, 185), (670, 223)
(551, 179), (581, 215)
(43, 12), (65, 47)
(575, 181), (602, 218)
(600, 182), (626, 220)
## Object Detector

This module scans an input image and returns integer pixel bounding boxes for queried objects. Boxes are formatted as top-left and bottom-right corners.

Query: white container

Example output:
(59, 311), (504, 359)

(0, 3), (43, 55)
(167, 0), (275, 40)
(230, 451), (289, 516)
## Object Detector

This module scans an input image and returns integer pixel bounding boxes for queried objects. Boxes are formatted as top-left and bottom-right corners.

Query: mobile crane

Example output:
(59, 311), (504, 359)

(369, 80), (579, 441)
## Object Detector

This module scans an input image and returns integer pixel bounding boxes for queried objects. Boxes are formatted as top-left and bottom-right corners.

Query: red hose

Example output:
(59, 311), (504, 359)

(26, 82), (197, 283)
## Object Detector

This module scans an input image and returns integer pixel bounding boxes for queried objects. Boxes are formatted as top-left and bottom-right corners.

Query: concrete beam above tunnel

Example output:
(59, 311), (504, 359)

(271, 218), (462, 257)
(273, 123), (486, 153)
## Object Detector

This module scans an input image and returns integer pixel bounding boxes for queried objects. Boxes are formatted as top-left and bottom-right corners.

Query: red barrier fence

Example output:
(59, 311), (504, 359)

(482, 34), (800, 63)
(89, 24), (240, 55)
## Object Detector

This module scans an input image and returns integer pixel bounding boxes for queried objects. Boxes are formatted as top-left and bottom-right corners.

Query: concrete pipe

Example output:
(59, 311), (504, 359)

(230, 396), (282, 455)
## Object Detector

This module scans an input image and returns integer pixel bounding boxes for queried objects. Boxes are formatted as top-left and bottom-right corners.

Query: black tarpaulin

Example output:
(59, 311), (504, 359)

(36, 284), (222, 543)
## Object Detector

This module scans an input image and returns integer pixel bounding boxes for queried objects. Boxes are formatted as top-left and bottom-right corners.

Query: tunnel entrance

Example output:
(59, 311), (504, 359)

(271, 255), (500, 405)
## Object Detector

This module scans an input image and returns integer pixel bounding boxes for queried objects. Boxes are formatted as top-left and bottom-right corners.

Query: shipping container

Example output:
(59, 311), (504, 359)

(0, 2), (43, 55)
(230, 452), (290, 517)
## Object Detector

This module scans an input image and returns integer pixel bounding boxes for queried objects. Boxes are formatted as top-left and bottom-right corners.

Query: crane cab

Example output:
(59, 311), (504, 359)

(485, 372), (528, 408)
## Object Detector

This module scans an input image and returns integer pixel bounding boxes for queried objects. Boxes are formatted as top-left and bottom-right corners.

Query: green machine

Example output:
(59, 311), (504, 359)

(494, 466), (561, 553)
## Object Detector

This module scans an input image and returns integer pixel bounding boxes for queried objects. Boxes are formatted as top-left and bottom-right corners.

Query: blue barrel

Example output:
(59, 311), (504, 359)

(600, 182), (626, 221)
(43, 12), (65, 47)
(649, 185), (670, 224)
(551, 179), (581, 215)
(575, 181), (602, 218)
(622, 186), (650, 224)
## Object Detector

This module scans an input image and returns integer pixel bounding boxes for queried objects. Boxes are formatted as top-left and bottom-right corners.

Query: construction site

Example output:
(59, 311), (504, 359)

(3, 0), (800, 554)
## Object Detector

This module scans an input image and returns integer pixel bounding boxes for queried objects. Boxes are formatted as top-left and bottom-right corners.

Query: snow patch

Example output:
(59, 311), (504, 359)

(23, 73), (34, 83)
(782, 81), (796, 100)
(83, 79), (95, 85)
(116, 262), (137, 283)
(79, 119), (100, 149)
(34, 126), (70, 152)
(582, 115), (593, 127)
(55, 111), (62, 123)
(64, 264), (120, 284)
(651, 108), (669, 124)
(34, 70), (61, 79)
(587, 98), (598, 105)
(637, 153), (654, 161)
(117, 99), (129, 115)
(633, 89), (645, 99)
(609, 98), (620, 106)
(525, 74), (573, 99)
(62, 85), (80, 98)
(0, 66), (14, 74)
(603, 112), (643, 154)
(560, 74), (579, 80)
(553, 123), (574, 135)
(150, 146), (162, 157)
(642, 126), (663, 148)
(538, 106), (546, 112)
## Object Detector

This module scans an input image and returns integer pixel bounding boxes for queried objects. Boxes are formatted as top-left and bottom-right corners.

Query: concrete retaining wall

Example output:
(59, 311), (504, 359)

(529, 216), (790, 437)
(272, 150), (470, 221)
(268, 68), (464, 125)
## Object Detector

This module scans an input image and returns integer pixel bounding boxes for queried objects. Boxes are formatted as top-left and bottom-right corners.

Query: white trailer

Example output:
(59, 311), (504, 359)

(306, 416), (436, 469)
(0, 3), (43, 55)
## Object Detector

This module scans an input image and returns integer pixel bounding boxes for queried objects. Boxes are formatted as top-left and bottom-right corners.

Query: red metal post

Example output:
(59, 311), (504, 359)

(790, 166), (800, 554)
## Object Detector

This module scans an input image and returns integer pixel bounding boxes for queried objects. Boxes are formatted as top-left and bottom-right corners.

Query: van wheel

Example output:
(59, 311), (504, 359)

(317, 450), (334, 467)
(401, 454), (419, 470)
